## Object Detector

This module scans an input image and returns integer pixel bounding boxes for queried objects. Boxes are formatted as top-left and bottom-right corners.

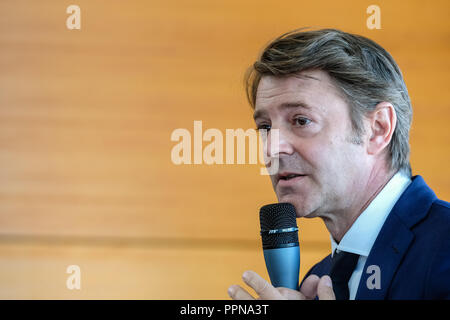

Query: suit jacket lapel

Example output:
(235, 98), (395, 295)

(355, 214), (413, 299)
(355, 175), (437, 299)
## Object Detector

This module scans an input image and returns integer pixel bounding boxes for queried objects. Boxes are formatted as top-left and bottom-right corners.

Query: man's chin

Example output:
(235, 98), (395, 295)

(276, 194), (313, 218)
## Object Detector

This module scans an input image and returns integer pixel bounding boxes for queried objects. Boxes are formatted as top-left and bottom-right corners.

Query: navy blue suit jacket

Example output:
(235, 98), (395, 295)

(301, 175), (450, 299)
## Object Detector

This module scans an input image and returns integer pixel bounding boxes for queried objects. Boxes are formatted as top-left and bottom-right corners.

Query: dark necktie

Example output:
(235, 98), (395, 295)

(329, 249), (359, 300)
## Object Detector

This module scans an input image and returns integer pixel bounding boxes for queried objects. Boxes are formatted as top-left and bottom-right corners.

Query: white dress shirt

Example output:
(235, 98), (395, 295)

(330, 171), (412, 300)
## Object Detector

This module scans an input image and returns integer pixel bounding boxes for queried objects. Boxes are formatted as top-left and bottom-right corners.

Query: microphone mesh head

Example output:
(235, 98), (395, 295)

(259, 203), (299, 249)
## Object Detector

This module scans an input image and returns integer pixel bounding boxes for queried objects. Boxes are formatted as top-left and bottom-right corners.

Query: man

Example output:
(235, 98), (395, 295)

(227, 28), (450, 300)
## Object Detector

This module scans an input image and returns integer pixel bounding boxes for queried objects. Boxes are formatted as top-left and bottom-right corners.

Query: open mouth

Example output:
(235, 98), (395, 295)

(278, 173), (306, 182)
(279, 174), (304, 181)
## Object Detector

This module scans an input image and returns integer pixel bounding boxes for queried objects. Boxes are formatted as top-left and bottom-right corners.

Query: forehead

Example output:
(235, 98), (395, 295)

(254, 70), (343, 115)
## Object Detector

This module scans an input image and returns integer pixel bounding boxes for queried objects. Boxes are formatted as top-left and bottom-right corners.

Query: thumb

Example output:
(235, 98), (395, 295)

(317, 276), (336, 300)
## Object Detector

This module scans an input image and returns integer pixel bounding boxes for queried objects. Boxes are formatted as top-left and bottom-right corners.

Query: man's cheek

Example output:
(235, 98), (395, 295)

(269, 175), (277, 188)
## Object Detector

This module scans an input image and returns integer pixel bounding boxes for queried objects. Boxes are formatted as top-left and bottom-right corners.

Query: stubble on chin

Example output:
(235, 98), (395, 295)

(275, 190), (316, 219)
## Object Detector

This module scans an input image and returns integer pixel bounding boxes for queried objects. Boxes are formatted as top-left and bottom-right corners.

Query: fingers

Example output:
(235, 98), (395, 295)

(229, 272), (335, 300)
(277, 287), (305, 300)
(229, 270), (305, 300)
(228, 284), (255, 300)
(299, 274), (320, 299)
(317, 275), (336, 300)
(242, 270), (286, 300)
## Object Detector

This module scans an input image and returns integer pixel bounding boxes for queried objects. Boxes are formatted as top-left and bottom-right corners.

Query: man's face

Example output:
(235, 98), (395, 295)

(254, 70), (369, 218)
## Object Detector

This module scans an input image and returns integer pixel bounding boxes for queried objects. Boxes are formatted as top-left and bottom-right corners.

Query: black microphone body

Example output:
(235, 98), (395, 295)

(259, 203), (300, 290)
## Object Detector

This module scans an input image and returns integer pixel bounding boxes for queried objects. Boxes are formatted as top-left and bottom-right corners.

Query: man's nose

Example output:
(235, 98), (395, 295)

(267, 128), (295, 157)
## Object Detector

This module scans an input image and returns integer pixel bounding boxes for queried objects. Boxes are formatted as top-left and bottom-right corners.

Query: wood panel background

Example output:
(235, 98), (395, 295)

(0, 0), (448, 299)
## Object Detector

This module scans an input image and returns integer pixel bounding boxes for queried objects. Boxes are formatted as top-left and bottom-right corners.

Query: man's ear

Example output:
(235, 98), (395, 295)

(366, 102), (397, 156)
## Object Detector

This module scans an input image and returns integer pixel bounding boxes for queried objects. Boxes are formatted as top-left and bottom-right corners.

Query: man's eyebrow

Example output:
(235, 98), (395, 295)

(253, 102), (312, 120)
(279, 102), (312, 110)
(253, 109), (266, 120)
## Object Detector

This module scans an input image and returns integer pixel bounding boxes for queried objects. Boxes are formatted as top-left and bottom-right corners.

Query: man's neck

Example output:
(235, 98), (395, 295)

(327, 166), (396, 243)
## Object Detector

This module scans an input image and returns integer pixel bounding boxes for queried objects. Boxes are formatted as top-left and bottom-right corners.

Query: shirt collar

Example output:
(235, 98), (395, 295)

(330, 171), (412, 257)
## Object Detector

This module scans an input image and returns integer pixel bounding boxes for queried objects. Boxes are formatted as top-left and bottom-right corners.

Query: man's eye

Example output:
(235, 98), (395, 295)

(294, 117), (311, 126)
(256, 124), (271, 132)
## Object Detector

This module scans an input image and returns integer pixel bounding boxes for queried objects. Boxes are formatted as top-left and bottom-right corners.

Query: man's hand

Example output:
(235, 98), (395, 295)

(227, 270), (335, 300)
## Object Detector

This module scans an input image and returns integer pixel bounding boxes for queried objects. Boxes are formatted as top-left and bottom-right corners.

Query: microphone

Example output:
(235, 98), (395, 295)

(259, 203), (300, 290)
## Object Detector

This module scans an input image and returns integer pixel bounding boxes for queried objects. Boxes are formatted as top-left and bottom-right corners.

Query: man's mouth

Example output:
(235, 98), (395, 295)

(279, 174), (304, 180)
(277, 172), (307, 184)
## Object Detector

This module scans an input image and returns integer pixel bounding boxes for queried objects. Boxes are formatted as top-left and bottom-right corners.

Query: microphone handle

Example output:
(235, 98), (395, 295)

(263, 245), (300, 290)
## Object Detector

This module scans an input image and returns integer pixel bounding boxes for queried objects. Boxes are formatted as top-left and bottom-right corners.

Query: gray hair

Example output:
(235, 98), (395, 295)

(245, 28), (412, 177)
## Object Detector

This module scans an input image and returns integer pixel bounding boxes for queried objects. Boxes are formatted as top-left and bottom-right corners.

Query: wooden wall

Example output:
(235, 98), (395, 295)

(0, 0), (448, 299)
